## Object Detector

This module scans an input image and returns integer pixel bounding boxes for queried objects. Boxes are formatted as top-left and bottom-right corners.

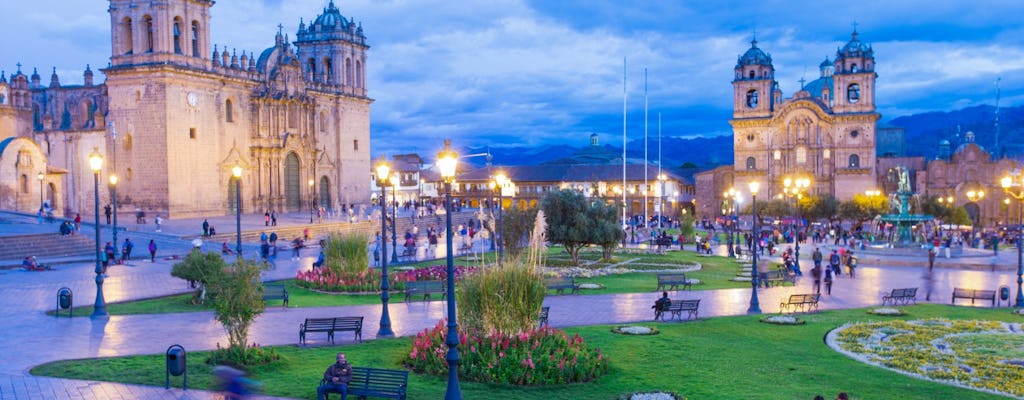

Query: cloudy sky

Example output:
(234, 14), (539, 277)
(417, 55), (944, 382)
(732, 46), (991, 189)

(4, 0), (1023, 156)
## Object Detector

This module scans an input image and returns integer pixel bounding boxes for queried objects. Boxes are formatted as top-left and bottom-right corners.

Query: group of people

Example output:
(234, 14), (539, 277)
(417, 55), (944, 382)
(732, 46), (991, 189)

(808, 247), (857, 295)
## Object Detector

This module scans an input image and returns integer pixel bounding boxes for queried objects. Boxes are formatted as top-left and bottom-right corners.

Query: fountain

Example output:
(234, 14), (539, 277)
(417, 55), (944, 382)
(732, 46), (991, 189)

(878, 166), (933, 246)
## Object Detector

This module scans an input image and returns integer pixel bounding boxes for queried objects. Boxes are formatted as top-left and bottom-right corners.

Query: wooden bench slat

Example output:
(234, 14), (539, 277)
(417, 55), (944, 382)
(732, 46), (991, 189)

(405, 280), (446, 302)
(780, 293), (820, 313)
(322, 367), (408, 400)
(952, 287), (996, 306)
(300, 316), (363, 345)
(544, 277), (580, 295)
(655, 299), (700, 321)
(262, 284), (289, 308)
(656, 273), (693, 291)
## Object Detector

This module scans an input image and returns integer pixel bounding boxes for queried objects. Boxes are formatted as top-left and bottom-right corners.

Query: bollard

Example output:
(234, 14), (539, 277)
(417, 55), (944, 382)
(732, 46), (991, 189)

(56, 287), (73, 318)
(165, 344), (187, 390)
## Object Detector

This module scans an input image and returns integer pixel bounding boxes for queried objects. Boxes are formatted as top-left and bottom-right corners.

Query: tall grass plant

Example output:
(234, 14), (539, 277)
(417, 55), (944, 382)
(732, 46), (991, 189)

(323, 233), (370, 276)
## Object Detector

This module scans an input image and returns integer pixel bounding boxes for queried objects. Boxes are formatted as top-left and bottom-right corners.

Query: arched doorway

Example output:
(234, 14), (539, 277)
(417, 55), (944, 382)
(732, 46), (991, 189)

(319, 176), (331, 209)
(284, 152), (301, 211)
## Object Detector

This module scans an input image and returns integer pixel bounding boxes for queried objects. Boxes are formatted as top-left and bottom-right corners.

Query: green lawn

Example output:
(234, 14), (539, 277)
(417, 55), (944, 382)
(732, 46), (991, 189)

(32, 304), (1015, 399)
(51, 250), (749, 316)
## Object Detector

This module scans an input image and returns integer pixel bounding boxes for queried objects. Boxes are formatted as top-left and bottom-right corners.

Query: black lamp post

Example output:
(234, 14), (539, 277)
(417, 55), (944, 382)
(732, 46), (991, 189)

(232, 165), (243, 257)
(497, 173), (509, 266)
(309, 178), (315, 223)
(37, 172), (44, 210)
(375, 157), (395, 337)
(783, 176), (810, 273)
(747, 181), (761, 314)
(88, 148), (108, 319)
(1000, 172), (1024, 307)
(110, 174), (119, 259)
(389, 173), (400, 264)
(438, 139), (462, 399)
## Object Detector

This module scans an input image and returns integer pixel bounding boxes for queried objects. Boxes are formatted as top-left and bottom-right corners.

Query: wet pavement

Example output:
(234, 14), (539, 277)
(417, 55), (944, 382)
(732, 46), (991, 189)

(1, 213), (1022, 399)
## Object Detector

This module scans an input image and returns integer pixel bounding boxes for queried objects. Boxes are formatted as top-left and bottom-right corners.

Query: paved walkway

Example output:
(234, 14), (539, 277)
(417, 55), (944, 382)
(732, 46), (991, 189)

(1, 218), (1022, 399)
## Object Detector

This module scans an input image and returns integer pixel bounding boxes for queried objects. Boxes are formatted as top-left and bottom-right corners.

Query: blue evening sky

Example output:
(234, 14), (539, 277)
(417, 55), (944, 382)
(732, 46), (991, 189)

(3, 0), (1023, 157)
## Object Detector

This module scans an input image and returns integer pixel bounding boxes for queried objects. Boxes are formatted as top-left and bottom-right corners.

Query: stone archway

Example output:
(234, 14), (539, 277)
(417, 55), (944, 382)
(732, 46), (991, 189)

(284, 152), (301, 211)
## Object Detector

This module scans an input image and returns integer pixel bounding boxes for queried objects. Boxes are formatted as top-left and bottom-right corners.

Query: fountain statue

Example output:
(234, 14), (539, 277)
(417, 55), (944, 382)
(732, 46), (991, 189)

(879, 166), (933, 245)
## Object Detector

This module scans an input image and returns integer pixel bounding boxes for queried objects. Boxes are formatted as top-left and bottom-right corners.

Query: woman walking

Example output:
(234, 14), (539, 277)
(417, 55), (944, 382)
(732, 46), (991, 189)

(148, 239), (157, 262)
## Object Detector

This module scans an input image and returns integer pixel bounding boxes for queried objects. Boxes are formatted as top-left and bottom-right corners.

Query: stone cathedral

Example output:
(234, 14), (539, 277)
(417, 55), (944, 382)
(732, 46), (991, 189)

(730, 30), (878, 199)
(0, 0), (372, 218)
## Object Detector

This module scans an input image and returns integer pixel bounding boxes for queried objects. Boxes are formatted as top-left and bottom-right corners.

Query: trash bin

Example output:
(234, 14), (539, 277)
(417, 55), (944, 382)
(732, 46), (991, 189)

(56, 287), (73, 318)
(165, 344), (188, 390)
(1001, 286), (1011, 306)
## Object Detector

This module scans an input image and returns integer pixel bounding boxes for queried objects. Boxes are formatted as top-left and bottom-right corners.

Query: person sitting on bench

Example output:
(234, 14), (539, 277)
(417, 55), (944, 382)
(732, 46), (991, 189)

(222, 242), (235, 255)
(317, 352), (353, 400)
(651, 291), (671, 319)
(313, 250), (325, 268)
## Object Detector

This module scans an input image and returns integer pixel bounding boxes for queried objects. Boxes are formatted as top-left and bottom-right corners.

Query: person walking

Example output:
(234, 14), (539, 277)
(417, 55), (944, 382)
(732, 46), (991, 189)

(811, 264), (822, 294)
(154, 215), (162, 232)
(120, 238), (134, 263)
(264, 212), (270, 226)
(269, 231), (279, 255)
(823, 266), (834, 295)
(202, 219), (210, 237)
(104, 204), (112, 225)
(846, 250), (857, 278)
(148, 239), (157, 262)
(74, 213), (82, 233)
(829, 249), (841, 277)
(270, 210), (277, 226)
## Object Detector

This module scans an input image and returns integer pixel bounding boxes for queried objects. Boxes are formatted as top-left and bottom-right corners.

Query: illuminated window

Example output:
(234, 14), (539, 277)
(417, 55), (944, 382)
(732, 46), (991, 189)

(847, 83), (860, 103)
(745, 157), (756, 170)
(848, 154), (860, 168)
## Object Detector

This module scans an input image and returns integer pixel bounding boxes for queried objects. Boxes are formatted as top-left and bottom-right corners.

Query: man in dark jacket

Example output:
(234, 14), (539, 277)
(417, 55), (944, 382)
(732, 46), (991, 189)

(318, 352), (353, 400)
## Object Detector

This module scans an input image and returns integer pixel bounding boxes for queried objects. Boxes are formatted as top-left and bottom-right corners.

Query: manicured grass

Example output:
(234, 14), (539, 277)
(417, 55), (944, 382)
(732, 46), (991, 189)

(51, 250), (748, 316)
(48, 279), (384, 317)
(32, 305), (1014, 399)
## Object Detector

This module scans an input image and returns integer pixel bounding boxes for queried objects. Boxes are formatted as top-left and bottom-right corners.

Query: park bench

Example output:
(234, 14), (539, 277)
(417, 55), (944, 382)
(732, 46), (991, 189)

(262, 284), (289, 308)
(657, 299), (701, 321)
(299, 316), (364, 345)
(544, 276), (580, 295)
(762, 269), (796, 287)
(397, 246), (416, 262)
(882, 287), (918, 305)
(319, 367), (409, 400)
(404, 280), (446, 302)
(656, 273), (693, 291)
(539, 306), (550, 326)
(780, 293), (821, 313)
(952, 288), (996, 306)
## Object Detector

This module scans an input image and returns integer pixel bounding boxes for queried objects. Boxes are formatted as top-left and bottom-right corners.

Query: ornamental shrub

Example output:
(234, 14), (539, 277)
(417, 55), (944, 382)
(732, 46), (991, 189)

(322, 233), (370, 276)
(171, 250), (228, 304)
(295, 264), (479, 293)
(404, 320), (608, 385)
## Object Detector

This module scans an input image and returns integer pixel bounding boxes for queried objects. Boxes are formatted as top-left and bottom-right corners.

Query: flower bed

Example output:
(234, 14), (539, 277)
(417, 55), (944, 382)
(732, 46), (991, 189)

(830, 319), (1024, 397)
(618, 392), (681, 400)
(295, 265), (478, 293)
(611, 326), (660, 336)
(759, 315), (804, 325)
(404, 320), (608, 385)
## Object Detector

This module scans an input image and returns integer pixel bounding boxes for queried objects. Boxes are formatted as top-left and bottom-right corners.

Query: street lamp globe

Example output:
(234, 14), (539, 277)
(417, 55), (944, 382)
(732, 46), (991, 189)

(437, 140), (458, 182)
(109, 174), (118, 186)
(232, 164), (243, 179)
(89, 149), (103, 173)
(37, 172), (44, 181)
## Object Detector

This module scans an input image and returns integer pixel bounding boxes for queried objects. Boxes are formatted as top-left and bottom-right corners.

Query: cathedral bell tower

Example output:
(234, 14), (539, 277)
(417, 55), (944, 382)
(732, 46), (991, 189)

(294, 0), (369, 97)
(732, 39), (776, 119)
(108, 0), (213, 68)
(831, 29), (876, 114)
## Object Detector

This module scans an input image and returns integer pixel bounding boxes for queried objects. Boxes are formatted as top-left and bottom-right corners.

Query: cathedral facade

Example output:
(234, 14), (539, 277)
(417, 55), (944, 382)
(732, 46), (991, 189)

(730, 31), (878, 200)
(0, 0), (372, 218)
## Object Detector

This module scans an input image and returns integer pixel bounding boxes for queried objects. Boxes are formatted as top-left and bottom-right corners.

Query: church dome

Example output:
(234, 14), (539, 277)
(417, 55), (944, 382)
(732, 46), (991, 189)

(819, 57), (832, 69)
(837, 30), (872, 59)
(311, 1), (347, 32)
(737, 40), (772, 67)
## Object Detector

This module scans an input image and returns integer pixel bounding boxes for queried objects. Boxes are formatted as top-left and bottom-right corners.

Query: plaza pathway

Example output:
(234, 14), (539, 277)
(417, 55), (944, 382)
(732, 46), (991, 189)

(1, 214), (1021, 399)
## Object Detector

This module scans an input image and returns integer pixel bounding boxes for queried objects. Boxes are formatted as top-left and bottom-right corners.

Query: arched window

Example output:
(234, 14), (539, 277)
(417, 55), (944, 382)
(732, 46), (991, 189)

(225, 99), (234, 122)
(746, 157), (756, 170)
(851, 64), (858, 73)
(191, 21), (200, 57)
(847, 83), (860, 103)
(355, 60), (362, 88)
(20, 174), (28, 194)
(123, 17), (134, 54)
(324, 58), (333, 83)
(748, 70), (755, 79)
(848, 154), (860, 168)
(308, 59), (316, 81)
(345, 58), (352, 86)
(320, 111), (327, 132)
(144, 16), (154, 53)
(746, 89), (758, 108)
(123, 134), (133, 151)
(173, 18), (183, 54)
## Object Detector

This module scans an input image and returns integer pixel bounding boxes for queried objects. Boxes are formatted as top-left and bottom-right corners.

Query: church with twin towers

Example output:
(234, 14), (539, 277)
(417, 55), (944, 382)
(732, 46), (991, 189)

(0, 0), (372, 218)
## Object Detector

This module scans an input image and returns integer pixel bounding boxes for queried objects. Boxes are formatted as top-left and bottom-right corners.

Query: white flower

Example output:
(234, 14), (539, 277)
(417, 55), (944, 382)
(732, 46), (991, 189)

(869, 308), (905, 315)
(630, 392), (677, 400)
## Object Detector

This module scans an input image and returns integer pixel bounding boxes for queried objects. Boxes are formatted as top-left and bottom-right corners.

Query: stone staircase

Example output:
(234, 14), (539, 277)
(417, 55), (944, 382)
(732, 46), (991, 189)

(0, 233), (96, 262)
(187, 211), (484, 245)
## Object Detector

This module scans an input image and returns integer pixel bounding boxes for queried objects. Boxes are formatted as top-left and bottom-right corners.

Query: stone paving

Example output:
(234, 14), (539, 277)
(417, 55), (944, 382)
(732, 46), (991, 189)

(1, 213), (1022, 399)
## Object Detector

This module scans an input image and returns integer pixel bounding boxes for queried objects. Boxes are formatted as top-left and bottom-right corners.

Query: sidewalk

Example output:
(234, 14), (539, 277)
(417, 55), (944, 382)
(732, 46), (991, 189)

(0, 233), (1021, 398)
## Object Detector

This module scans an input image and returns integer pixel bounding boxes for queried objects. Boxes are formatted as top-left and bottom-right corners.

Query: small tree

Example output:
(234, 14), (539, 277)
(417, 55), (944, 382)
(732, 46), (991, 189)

(541, 190), (591, 265)
(679, 214), (696, 241)
(950, 206), (972, 226)
(590, 200), (624, 261)
(209, 259), (266, 353)
(501, 204), (539, 260)
(171, 250), (228, 304)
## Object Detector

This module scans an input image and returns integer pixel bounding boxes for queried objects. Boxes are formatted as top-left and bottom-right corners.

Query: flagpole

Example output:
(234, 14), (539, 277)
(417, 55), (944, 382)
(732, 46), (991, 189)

(658, 112), (662, 230)
(622, 58), (628, 238)
(644, 67), (649, 232)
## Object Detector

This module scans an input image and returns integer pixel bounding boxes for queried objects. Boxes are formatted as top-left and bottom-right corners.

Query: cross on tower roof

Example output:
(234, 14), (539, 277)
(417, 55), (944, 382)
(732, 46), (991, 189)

(277, 23), (284, 35)
(15, 62), (21, 73)
(798, 77), (806, 90)
(852, 21), (859, 33)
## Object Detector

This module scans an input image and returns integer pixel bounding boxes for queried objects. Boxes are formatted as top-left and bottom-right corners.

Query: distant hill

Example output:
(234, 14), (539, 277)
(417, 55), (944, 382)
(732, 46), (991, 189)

(889, 105), (1024, 159)
(464, 104), (1024, 171)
